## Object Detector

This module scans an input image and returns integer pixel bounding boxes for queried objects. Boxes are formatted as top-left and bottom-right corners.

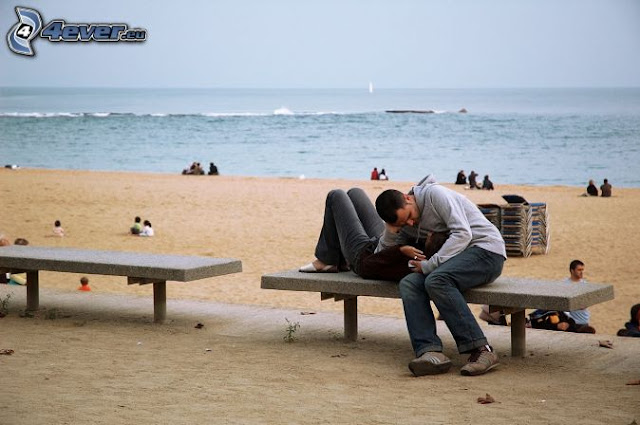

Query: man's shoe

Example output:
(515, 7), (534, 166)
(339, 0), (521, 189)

(408, 352), (452, 376)
(460, 346), (499, 376)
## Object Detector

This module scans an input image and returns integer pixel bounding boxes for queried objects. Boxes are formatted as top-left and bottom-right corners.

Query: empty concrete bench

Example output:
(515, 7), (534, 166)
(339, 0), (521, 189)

(0, 245), (242, 323)
(261, 270), (614, 357)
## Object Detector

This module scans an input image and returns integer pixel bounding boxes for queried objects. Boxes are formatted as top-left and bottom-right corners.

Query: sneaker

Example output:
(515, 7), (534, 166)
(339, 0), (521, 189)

(408, 352), (452, 376)
(460, 346), (499, 376)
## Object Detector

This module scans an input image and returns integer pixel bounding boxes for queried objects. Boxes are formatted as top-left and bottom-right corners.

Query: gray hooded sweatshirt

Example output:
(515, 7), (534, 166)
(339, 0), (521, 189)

(377, 175), (506, 274)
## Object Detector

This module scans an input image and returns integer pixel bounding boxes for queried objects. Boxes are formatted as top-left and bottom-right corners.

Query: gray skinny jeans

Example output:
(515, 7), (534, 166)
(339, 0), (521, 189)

(314, 188), (384, 274)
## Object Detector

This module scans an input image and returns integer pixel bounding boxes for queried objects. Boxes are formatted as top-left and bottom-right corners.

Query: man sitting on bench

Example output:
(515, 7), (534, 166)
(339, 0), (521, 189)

(375, 175), (507, 377)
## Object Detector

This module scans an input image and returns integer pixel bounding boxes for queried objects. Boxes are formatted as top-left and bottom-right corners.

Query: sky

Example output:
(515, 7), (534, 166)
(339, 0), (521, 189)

(1, 0), (639, 89)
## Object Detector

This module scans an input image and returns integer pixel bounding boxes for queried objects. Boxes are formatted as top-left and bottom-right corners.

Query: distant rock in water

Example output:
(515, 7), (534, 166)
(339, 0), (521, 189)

(458, 108), (468, 113)
(385, 110), (434, 114)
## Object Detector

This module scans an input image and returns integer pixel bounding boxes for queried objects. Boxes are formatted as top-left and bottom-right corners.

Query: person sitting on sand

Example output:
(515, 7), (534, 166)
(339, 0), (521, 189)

(139, 220), (154, 237)
(53, 220), (65, 237)
(600, 178), (612, 197)
(299, 186), (447, 282)
(208, 162), (219, 176)
(374, 174), (506, 377)
(586, 180), (598, 196)
(379, 169), (388, 181)
(78, 277), (91, 292)
(529, 260), (596, 333)
(482, 175), (494, 190)
(130, 216), (142, 235)
(617, 304), (640, 337)
(468, 171), (480, 189)
(370, 167), (379, 180)
(455, 170), (467, 185)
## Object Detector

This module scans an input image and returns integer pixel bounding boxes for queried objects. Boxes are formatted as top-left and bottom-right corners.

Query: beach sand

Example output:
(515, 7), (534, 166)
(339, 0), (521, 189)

(1, 169), (639, 424)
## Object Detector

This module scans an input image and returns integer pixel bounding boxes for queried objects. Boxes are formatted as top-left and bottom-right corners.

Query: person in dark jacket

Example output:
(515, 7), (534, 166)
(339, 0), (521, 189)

(482, 175), (494, 190)
(468, 171), (480, 189)
(586, 180), (598, 196)
(617, 304), (640, 337)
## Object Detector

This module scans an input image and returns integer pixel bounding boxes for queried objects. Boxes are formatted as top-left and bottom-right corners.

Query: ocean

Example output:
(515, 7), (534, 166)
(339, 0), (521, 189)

(1, 87), (639, 187)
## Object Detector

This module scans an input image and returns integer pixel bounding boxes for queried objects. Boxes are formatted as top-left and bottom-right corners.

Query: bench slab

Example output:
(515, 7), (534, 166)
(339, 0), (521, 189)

(261, 270), (614, 356)
(0, 246), (242, 322)
(0, 246), (242, 281)
(261, 270), (613, 312)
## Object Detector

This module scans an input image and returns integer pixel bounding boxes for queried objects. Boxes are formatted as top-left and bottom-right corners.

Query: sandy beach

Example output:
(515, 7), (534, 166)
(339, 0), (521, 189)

(1, 168), (639, 424)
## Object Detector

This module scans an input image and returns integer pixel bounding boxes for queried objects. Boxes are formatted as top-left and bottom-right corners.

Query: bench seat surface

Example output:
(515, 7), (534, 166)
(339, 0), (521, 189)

(0, 246), (242, 281)
(262, 270), (613, 312)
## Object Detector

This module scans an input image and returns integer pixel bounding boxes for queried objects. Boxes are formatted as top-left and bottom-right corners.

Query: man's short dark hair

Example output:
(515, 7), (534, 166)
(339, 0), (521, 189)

(569, 260), (584, 271)
(375, 189), (406, 223)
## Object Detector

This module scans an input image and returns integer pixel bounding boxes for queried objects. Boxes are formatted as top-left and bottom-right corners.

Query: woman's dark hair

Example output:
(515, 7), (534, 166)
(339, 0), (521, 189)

(144, 220), (152, 227)
(375, 189), (406, 224)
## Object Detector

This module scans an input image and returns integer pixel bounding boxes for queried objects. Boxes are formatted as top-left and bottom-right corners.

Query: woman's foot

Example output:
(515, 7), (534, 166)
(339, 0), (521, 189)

(299, 259), (338, 273)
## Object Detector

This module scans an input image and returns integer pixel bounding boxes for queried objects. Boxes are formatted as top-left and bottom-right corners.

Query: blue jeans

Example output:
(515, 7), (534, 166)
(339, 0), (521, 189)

(399, 246), (505, 356)
(314, 188), (384, 274)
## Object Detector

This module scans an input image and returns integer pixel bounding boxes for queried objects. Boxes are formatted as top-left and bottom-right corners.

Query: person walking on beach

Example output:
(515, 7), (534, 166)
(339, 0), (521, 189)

(600, 178), (612, 197)
(586, 180), (598, 196)
(375, 175), (506, 377)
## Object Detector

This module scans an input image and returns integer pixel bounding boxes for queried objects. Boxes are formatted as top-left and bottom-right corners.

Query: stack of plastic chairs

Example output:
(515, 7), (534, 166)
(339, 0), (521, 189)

(477, 204), (501, 229)
(530, 202), (550, 254)
(500, 203), (533, 257)
(477, 195), (549, 258)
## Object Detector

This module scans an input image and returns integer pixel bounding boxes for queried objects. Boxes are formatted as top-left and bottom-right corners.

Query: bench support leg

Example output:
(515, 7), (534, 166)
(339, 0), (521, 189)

(26, 271), (39, 312)
(153, 281), (167, 323)
(511, 310), (526, 357)
(344, 297), (358, 342)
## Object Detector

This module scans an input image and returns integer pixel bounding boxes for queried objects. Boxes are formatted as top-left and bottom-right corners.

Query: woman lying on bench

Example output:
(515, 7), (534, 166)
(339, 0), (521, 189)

(299, 188), (446, 282)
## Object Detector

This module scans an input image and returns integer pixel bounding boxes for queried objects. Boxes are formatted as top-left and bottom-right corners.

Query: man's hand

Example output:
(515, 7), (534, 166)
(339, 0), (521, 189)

(408, 260), (424, 273)
(400, 245), (425, 261)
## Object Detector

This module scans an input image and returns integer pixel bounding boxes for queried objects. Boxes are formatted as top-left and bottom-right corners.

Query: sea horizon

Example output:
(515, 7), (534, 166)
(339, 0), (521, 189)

(2, 87), (639, 187)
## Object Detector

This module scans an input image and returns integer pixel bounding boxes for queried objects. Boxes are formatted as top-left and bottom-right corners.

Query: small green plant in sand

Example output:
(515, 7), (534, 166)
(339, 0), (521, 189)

(0, 293), (11, 317)
(283, 318), (300, 343)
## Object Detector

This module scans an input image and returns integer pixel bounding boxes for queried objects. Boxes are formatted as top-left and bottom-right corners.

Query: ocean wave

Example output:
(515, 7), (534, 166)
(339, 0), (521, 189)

(273, 107), (294, 115)
(0, 110), (365, 119)
(0, 112), (85, 118)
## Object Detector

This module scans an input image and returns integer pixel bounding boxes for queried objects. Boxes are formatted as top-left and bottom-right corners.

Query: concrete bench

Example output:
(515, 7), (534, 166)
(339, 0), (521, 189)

(0, 246), (242, 323)
(261, 270), (614, 357)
